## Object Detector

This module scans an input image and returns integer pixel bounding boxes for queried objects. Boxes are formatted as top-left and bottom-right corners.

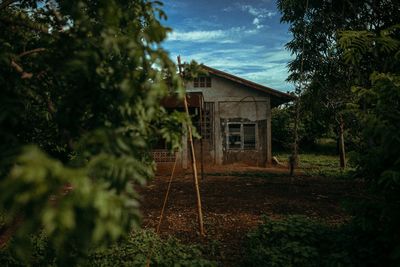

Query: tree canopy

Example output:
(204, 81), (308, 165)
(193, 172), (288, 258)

(279, 0), (400, 263)
(0, 0), (187, 264)
(278, 0), (400, 164)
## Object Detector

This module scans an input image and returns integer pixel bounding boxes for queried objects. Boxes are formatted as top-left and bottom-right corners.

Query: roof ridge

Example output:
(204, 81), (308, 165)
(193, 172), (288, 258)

(200, 64), (295, 100)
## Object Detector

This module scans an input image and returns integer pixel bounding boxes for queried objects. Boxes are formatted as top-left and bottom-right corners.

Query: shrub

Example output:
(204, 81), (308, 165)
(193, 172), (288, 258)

(0, 230), (215, 267)
(242, 216), (333, 267)
(242, 215), (385, 267)
(88, 230), (215, 267)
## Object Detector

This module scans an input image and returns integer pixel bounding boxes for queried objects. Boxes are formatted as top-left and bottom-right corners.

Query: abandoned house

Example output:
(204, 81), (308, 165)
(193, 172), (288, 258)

(152, 65), (294, 169)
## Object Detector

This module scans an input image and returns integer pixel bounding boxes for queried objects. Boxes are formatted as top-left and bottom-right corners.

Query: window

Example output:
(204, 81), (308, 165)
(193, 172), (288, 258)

(193, 76), (211, 88)
(243, 124), (256, 149)
(199, 77), (205, 87)
(228, 124), (241, 149)
(227, 123), (257, 150)
(206, 77), (212, 87)
(202, 102), (214, 145)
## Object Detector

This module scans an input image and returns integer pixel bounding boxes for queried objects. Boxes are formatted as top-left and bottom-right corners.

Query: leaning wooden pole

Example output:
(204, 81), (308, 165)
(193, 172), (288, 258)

(199, 96), (205, 180)
(177, 56), (205, 236)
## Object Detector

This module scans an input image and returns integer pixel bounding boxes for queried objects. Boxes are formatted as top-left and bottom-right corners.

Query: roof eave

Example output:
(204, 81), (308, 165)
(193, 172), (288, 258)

(201, 64), (295, 105)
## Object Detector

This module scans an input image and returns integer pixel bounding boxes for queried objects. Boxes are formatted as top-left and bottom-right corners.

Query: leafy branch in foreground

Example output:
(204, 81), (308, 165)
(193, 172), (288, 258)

(0, 0), (187, 264)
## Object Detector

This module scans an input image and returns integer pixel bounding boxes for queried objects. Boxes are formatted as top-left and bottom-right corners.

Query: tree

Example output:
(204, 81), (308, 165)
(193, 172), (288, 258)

(277, 0), (400, 168)
(339, 24), (400, 263)
(0, 0), (186, 264)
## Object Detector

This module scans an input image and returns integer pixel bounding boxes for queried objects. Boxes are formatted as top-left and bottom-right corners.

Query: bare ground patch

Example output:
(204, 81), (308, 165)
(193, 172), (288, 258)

(138, 169), (365, 266)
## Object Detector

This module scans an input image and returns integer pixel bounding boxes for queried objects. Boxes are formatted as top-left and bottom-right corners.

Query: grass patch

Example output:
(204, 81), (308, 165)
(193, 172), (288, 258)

(206, 152), (354, 180)
(275, 153), (355, 179)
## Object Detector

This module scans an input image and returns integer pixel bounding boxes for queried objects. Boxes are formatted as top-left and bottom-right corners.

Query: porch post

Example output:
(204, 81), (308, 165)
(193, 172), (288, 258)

(214, 101), (223, 165)
(182, 132), (188, 169)
(266, 97), (272, 167)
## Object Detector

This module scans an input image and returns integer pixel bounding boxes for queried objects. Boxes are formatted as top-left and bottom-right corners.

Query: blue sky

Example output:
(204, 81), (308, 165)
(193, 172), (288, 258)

(161, 0), (294, 92)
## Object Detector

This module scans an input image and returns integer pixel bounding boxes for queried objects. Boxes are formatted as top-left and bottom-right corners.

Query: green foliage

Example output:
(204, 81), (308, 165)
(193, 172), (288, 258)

(277, 0), (400, 159)
(242, 216), (333, 267)
(272, 105), (324, 151)
(0, 230), (215, 267)
(181, 60), (209, 82)
(271, 107), (293, 150)
(340, 24), (400, 263)
(89, 230), (215, 267)
(0, 232), (56, 266)
(0, 0), (188, 264)
(273, 4), (400, 266)
(340, 25), (400, 65)
(242, 215), (385, 267)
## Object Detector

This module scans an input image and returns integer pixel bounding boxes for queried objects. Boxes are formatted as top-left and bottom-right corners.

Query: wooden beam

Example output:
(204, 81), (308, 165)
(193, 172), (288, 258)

(177, 55), (205, 236)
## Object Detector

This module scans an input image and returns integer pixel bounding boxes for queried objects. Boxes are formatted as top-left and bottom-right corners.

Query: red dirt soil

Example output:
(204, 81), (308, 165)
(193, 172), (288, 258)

(138, 166), (365, 266)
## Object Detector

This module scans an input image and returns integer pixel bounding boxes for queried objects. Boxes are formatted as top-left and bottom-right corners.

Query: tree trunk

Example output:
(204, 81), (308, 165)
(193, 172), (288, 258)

(338, 115), (346, 169)
(291, 97), (300, 168)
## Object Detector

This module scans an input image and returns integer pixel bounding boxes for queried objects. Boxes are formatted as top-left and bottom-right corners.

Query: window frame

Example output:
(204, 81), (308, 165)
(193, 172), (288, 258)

(193, 76), (211, 88)
(226, 122), (258, 151)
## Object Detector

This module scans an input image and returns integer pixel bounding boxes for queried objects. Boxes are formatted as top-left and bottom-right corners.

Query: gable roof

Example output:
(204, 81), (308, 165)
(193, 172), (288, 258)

(201, 65), (295, 107)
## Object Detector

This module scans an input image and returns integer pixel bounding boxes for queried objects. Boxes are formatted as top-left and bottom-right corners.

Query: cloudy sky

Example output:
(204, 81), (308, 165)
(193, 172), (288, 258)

(161, 0), (294, 92)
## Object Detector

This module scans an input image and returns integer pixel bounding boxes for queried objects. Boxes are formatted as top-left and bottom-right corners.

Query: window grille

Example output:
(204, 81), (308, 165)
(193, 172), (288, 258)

(228, 124), (241, 149)
(193, 76), (211, 88)
(243, 124), (256, 149)
(226, 123), (257, 150)
(202, 102), (214, 145)
(152, 150), (176, 162)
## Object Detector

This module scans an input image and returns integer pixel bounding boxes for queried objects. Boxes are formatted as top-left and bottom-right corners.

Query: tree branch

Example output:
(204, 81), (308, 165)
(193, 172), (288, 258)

(0, 16), (49, 34)
(0, 216), (22, 249)
(8, 48), (46, 79)
(0, 0), (18, 10)
(10, 60), (33, 79)
(18, 48), (46, 58)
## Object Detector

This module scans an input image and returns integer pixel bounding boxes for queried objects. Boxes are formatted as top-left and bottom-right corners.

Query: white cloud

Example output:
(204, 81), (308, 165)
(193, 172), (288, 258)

(222, 6), (233, 12)
(240, 5), (262, 16)
(252, 17), (264, 29)
(182, 17), (222, 29)
(243, 68), (292, 89)
(172, 45), (294, 91)
(168, 30), (231, 43)
(167, 27), (256, 43)
(235, 4), (276, 30)
(263, 50), (293, 62)
(239, 4), (276, 18)
(252, 17), (260, 26)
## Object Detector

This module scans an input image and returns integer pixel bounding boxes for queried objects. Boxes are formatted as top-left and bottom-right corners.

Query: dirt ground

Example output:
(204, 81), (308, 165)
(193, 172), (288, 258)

(138, 166), (365, 266)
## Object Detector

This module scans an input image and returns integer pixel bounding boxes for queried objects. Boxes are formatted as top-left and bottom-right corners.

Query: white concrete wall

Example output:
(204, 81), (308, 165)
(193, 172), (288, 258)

(219, 101), (267, 121)
(187, 75), (269, 102)
(186, 74), (272, 166)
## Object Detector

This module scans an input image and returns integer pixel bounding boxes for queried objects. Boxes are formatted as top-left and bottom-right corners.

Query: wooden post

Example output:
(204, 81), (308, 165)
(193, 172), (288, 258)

(265, 97), (272, 167)
(177, 56), (205, 236)
(199, 97), (205, 180)
(338, 115), (346, 169)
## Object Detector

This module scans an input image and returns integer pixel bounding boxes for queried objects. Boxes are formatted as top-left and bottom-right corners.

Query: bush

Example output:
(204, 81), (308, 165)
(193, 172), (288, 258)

(0, 230), (215, 267)
(242, 215), (385, 267)
(271, 107), (293, 151)
(89, 230), (215, 267)
(242, 216), (333, 267)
